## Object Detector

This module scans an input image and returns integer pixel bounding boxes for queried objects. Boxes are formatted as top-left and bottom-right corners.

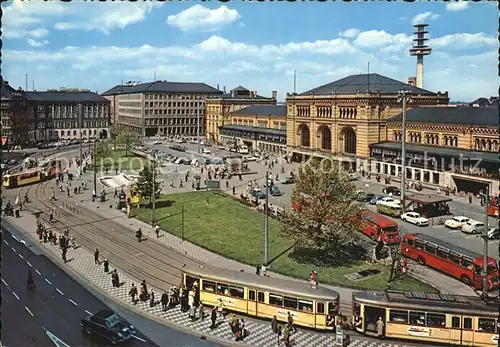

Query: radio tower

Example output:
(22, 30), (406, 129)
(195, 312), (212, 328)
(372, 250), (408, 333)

(409, 24), (432, 89)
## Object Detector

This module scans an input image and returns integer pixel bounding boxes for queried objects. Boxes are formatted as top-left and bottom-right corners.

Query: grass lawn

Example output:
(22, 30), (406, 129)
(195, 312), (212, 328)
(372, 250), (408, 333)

(93, 150), (148, 172)
(133, 191), (438, 293)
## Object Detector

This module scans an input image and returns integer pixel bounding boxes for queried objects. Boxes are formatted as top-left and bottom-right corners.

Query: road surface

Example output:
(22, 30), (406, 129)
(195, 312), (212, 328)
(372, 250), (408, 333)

(1, 225), (221, 347)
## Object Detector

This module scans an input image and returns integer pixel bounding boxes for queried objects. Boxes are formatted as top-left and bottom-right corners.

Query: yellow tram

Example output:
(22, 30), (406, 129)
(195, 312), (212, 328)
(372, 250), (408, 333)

(2, 168), (45, 189)
(182, 265), (340, 330)
(352, 290), (499, 346)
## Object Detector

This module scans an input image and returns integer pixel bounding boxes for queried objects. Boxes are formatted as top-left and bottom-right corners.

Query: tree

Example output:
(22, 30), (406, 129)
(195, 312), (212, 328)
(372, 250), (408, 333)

(109, 124), (121, 151)
(116, 128), (137, 157)
(281, 158), (363, 266)
(136, 164), (162, 205)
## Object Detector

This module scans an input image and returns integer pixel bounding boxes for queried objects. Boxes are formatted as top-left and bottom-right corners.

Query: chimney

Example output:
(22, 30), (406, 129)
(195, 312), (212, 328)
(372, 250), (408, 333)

(252, 90), (257, 98)
(407, 77), (416, 87)
(272, 90), (277, 100)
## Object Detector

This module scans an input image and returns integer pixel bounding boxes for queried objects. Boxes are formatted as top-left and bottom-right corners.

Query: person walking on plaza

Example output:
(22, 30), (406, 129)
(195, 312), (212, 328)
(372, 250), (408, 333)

(62, 248), (67, 263)
(196, 303), (204, 320)
(155, 225), (160, 238)
(376, 317), (384, 339)
(188, 304), (196, 321)
(136, 228), (142, 242)
(103, 259), (109, 273)
(282, 325), (291, 347)
(271, 315), (278, 334)
(188, 289), (195, 309)
(94, 248), (100, 264)
(216, 297), (225, 319)
(129, 284), (138, 303)
(111, 270), (120, 287)
(287, 312), (297, 333)
(210, 307), (217, 329)
(161, 291), (169, 311)
(149, 289), (155, 307)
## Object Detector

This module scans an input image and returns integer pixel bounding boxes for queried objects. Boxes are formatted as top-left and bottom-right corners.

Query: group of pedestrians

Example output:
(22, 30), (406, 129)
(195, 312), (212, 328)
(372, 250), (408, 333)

(270, 312), (297, 347)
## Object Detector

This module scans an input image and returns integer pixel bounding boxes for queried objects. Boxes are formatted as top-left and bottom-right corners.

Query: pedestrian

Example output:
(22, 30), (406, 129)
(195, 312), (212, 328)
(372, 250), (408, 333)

(216, 297), (225, 319)
(271, 315), (278, 334)
(239, 319), (247, 339)
(161, 291), (169, 311)
(376, 317), (384, 339)
(196, 303), (204, 320)
(188, 289), (195, 308)
(94, 248), (100, 264)
(287, 312), (297, 332)
(111, 269), (120, 287)
(210, 307), (217, 329)
(188, 304), (196, 321)
(282, 325), (290, 347)
(232, 186), (235, 195)
(155, 225), (160, 238)
(309, 270), (317, 289)
(43, 230), (48, 243)
(129, 284), (138, 303)
(136, 228), (142, 242)
(103, 259), (109, 273)
(114, 188), (118, 198)
(149, 289), (155, 307)
(62, 248), (67, 263)
(469, 193), (473, 204)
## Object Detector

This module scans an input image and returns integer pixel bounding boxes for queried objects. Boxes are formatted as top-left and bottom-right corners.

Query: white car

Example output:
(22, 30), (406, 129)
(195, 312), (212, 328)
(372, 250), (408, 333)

(401, 212), (429, 226)
(377, 197), (400, 205)
(243, 156), (257, 162)
(202, 148), (211, 154)
(153, 141), (162, 145)
(461, 220), (485, 234)
(444, 216), (470, 229)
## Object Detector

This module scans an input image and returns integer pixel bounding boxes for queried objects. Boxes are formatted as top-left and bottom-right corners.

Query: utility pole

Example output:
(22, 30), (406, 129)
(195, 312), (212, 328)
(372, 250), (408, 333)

(181, 203), (185, 241)
(397, 90), (412, 213)
(196, 109), (200, 153)
(93, 139), (97, 195)
(151, 153), (156, 225)
(482, 186), (490, 297)
(264, 170), (269, 265)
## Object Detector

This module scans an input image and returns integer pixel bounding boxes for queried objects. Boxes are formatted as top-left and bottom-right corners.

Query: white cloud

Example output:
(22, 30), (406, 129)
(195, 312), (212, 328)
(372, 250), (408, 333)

(353, 30), (412, 49)
(429, 33), (497, 49)
(412, 12), (440, 25)
(338, 28), (360, 38)
(167, 5), (240, 32)
(446, 1), (469, 11)
(26, 38), (49, 48)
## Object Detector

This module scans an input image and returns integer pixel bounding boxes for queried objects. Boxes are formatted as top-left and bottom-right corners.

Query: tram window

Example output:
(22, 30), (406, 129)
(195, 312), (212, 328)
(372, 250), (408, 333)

(409, 311), (426, 325)
(463, 318), (472, 330)
(202, 280), (215, 292)
(257, 292), (265, 303)
(317, 302), (325, 314)
(353, 303), (361, 316)
(249, 290), (256, 301)
(451, 317), (460, 328)
(389, 310), (408, 323)
(298, 300), (313, 312)
(461, 258), (473, 269)
(449, 253), (461, 265)
(216, 283), (229, 295)
(478, 318), (496, 332)
(424, 244), (437, 256)
(328, 302), (337, 314)
(426, 313), (446, 327)
(436, 248), (448, 259)
(415, 240), (424, 250)
(284, 297), (298, 310)
(269, 294), (283, 307)
(229, 286), (244, 299)
(406, 239), (414, 247)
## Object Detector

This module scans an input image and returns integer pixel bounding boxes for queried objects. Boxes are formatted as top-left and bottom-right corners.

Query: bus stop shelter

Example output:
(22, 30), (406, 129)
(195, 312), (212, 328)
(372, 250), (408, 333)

(404, 193), (453, 218)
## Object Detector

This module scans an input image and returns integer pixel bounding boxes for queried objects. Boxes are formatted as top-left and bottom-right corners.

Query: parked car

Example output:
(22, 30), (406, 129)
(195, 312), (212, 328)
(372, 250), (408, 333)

(461, 220), (485, 234)
(81, 309), (136, 345)
(270, 186), (282, 196)
(377, 197), (396, 204)
(202, 148), (211, 154)
(382, 186), (401, 196)
(444, 216), (470, 229)
(251, 189), (266, 199)
(280, 177), (296, 185)
(153, 140), (162, 145)
(401, 212), (429, 226)
(356, 192), (375, 202)
(487, 228), (500, 240)
(243, 156), (257, 162)
(369, 195), (384, 205)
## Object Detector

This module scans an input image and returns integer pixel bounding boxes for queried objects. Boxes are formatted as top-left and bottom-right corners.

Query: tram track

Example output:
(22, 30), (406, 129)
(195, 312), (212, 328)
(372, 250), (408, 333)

(25, 180), (202, 292)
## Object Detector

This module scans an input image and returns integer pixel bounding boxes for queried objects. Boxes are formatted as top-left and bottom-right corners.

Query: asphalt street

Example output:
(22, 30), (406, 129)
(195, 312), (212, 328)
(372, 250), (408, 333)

(1, 224), (222, 347)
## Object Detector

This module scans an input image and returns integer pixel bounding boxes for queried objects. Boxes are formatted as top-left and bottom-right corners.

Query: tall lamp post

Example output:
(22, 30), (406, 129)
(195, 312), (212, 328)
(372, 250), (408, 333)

(397, 90), (412, 213)
(151, 153), (157, 225)
(93, 138), (97, 195)
(264, 171), (270, 265)
(481, 186), (490, 298)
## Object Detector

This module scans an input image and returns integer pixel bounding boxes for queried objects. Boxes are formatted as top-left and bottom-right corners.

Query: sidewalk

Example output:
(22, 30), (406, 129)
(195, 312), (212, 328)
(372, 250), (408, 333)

(5, 196), (423, 347)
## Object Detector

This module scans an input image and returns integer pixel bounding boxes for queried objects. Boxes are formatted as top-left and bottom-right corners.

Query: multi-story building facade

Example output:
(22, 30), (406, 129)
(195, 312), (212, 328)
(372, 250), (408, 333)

(205, 86), (277, 143)
(0, 78), (34, 147)
(219, 104), (287, 154)
(102, 81), (222, 137)
(26, 91), (110, 141)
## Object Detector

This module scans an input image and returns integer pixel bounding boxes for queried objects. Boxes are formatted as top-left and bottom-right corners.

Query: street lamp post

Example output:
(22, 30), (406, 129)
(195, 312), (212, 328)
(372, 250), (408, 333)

(151, 153), (156, 225)
(264, 170), (269, 265)
(397, 90), (412, 213)
(93, 138), (97, 195)
(482, 186), (490, 297)
(196, 110), (200, 154)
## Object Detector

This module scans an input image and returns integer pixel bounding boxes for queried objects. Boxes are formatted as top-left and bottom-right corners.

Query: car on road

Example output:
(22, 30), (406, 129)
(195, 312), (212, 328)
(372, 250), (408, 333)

(153, 140), (162, 145)
(487, 228), (500, 240)
(251, 188), (266, 199)
(356, 192), (375, 202)
(243, 156), (257, 162)
(281, 177), (296, 185)
(461, 220), (485, 234)
(444, 216), (470, 229)
(382, 186), (401, 196)
(377, 197), (399, 204)
(369, 195), (384, 205)
(7, 159), (17, 165)
(81, 309), (136, 345)
(401, 212), (429, 226)
(270, 186), (282, 196)
(202, 148), (211, 154)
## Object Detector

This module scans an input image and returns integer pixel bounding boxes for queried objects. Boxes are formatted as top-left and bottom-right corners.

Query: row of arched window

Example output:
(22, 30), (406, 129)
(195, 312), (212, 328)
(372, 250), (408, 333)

(317, 107), (332, 118)
(60, 129), (98, 137)
(297, 107), (310, 117)
(339, 108), (357, 119)
(391, 132), (458, 147)
(475, 138), (499, 152)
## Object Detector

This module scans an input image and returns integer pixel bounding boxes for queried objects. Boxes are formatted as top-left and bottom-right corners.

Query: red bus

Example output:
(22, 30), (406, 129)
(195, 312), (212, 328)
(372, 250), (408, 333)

(359, 210), (400, 244)
(401, 233), (499, 291)
(487, 198), (499, 217)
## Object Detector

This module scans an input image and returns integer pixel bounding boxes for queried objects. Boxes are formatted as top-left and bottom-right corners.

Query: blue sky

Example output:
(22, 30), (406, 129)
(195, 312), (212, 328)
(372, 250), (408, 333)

(2, 0), (498, 101)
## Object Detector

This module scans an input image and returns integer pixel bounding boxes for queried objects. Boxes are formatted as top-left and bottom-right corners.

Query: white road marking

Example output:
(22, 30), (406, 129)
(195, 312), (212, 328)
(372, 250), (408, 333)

(134, 253), (143, 257)
(1, 279), (8, 287)
(11, 247), (16, 252)
(466, 235), (479, 239)
(45, 278), (52, 285)
(69, 299), (78, 306)
(56, 288), (64, 296)
(12, 292), (20, 300)
(12, 235), (19, 242)
(132, 335), (146, 343)
(25, 306), (34, 317)
(35, 270), (41, 275)
(448, 230), (460, 233)
(26, 261), (32, 267)
(3, 240), (9, 246)
(18, 253), (24, 259)
(85, 310), (92, 315)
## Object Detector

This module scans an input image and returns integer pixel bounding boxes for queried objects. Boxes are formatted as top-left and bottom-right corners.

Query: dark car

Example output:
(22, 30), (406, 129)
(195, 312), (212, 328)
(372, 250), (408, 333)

(356, 192), (375, 202)
(280, 177), (296, 184)
(81, 309), (136, 345)
(250, 189), (266, 199)
(383, 186), (401, 196)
